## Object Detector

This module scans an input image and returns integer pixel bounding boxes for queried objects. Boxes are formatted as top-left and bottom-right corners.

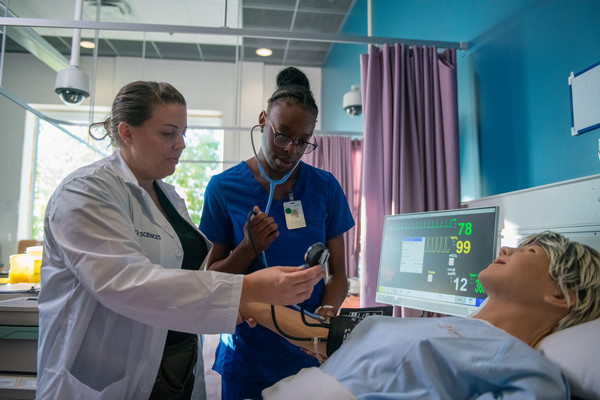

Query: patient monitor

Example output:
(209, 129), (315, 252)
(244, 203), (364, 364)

(375, 206), (499, 317)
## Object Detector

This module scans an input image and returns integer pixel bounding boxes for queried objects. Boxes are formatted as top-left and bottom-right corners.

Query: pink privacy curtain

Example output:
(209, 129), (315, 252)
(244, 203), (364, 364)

(359, 44), (460, 314)
(303, 136), (363, 278)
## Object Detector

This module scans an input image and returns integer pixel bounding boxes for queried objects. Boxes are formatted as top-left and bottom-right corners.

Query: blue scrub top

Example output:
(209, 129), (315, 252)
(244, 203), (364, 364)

(200, 161), (354, 383)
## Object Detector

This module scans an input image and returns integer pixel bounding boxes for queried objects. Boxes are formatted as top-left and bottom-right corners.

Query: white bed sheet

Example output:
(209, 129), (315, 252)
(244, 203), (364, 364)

(262, 367), (356, 400)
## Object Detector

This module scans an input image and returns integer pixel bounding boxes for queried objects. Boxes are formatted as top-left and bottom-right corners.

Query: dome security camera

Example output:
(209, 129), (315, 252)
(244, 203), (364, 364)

(343, 84), (362, 117)
(54, 67), (90, 106)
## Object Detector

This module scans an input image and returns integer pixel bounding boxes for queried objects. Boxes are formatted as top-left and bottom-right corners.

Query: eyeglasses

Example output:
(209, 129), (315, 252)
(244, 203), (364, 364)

(269, 120), (318, 155)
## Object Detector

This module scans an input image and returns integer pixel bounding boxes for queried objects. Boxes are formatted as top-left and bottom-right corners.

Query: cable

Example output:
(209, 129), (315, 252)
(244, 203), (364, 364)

(270, 304), (324, 342)
(300, 303), (330, 328)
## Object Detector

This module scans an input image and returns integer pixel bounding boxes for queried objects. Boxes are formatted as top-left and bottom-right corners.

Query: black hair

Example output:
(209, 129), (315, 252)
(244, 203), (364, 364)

(267, 67), (318, 118)
(89, 81), (186, 147)
(276, 66), (311, 90)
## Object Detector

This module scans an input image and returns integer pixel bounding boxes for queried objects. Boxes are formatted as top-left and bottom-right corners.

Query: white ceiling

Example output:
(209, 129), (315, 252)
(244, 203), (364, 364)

(4, 0), (357, 66)
(10, 0), (243, 45)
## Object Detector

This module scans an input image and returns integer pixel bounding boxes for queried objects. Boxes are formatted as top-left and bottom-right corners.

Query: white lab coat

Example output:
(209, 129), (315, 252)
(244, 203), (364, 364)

(37, 151), (243, 400)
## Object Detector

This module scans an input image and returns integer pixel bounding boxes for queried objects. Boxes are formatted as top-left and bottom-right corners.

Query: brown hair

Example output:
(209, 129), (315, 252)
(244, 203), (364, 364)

(89, 81), (186, 147)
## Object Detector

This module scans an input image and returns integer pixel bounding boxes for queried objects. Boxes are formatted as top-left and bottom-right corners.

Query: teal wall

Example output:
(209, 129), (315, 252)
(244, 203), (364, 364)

(322, 0), (600, 199)
(321, 0), (367, 136)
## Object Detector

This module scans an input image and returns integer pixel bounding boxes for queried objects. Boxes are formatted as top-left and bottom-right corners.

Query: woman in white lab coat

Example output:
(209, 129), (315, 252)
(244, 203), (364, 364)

(36, 81), (324, 400)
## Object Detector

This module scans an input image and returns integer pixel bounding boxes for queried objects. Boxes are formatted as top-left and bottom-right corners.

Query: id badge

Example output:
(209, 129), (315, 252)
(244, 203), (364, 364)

(283, 200), (306, 230)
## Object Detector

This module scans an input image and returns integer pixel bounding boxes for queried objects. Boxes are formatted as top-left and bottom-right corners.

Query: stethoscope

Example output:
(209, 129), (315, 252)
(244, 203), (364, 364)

(249, 123), (302, 268)
(250, 123), (301, 215)
(248, 123), (326, 324)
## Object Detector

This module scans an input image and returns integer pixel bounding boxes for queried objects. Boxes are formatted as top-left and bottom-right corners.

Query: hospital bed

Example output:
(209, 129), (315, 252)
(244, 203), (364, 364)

(261, 314), (600, 400)
(466, 174), (600, 399)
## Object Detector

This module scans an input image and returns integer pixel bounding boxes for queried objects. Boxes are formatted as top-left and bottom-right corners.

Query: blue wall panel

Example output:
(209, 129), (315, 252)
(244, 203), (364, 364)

(323, 0), (600, 199)
(321, 0), (367, 135)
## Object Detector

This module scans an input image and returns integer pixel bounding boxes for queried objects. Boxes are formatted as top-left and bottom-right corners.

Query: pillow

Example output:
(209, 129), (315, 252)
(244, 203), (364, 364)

(538, 318), (600, 399)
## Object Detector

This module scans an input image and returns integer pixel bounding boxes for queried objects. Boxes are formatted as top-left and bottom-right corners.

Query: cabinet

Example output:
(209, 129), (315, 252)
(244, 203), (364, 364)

(0, 293), (38, 400)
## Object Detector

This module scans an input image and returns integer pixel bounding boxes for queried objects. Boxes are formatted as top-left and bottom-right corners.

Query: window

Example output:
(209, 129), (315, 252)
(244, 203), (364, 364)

(164, 124), (223, 224)
(20, 108), (223, 240)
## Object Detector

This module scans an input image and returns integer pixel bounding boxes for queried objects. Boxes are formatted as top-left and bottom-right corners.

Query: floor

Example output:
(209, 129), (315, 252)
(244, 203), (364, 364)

(340, 295), (360, 309)
(202, 295), (361, 399)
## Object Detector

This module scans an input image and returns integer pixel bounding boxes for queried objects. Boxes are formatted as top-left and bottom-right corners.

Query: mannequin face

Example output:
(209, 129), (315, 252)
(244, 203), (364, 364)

(259, 101), (316, 175)
(119, 103), (187, 185)
(478, 244), (560, 306)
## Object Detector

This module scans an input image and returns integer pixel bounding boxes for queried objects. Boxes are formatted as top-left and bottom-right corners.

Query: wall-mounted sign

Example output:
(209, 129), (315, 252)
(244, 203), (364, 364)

(569, 61), (600, 136)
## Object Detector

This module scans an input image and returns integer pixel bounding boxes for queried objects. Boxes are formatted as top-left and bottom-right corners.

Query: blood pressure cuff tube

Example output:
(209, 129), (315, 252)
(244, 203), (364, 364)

(325, 306), (393, 357)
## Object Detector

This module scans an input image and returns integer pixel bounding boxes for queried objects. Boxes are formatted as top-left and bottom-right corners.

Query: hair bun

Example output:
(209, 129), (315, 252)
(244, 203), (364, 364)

(276, 67), (310, 90)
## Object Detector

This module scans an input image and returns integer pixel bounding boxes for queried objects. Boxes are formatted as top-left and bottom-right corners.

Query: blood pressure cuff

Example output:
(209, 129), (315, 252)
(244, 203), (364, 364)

(326, 306), (393, 357)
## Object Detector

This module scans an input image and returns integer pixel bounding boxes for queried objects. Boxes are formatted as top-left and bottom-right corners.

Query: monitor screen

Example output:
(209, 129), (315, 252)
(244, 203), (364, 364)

(375, 206), (499, 317)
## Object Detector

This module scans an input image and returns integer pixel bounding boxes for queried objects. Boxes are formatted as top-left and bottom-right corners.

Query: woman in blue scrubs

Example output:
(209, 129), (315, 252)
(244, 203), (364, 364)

(199, 67), (354, 399)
